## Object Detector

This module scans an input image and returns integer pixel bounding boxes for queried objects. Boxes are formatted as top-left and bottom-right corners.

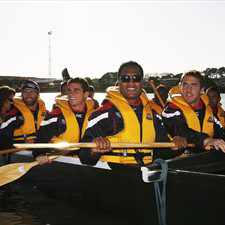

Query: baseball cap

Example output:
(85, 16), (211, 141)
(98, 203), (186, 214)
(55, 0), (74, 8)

(21, 80), (40, 93)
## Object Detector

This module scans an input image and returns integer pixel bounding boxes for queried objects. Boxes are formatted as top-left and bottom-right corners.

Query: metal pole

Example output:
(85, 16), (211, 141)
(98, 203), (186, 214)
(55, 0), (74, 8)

(48, 31), (52, 77)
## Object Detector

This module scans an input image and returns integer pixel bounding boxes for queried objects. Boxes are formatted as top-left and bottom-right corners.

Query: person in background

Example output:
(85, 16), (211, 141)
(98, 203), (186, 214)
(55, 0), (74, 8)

(51, 81), (70, 111)
(0, 86), (15, 123)
(60, 80), (69, 96)
(88, 85), (99, 108)
(33, 77), (98, 164)
(152, 84), (169, 114)
(206, 86), (225, 128)
(162, 70), (225, 153)
(0, 80), (46, 163)
(79, 61), (187, 167)
(0, 86), (16, 163)
(62, 68), (71, 81)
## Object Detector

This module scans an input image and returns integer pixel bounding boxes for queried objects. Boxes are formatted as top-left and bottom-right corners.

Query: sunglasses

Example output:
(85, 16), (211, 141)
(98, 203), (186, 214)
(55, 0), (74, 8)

(120, 75), (142, 83)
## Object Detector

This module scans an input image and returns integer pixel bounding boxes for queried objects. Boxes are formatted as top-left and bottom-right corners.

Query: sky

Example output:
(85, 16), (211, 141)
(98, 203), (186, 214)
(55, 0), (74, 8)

(0, 1), (225, 79)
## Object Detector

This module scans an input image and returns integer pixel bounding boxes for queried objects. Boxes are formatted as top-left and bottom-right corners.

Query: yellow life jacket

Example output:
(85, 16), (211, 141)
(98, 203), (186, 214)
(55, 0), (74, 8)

(217, 104), (225, 128)
(100, 86), (157, 165)
(51, 97), (95, 143)
(168, 86), (214, 137)
(13, 97), (46, 142)
(150, 101), (163, 115)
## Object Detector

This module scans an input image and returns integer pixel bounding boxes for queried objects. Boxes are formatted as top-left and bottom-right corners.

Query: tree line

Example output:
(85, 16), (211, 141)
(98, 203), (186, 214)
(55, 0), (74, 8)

(1, 66), (225, 93)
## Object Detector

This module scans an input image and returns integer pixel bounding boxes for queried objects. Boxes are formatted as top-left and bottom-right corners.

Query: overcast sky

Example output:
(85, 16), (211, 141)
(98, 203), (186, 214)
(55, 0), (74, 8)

(0, 1), (225, 79)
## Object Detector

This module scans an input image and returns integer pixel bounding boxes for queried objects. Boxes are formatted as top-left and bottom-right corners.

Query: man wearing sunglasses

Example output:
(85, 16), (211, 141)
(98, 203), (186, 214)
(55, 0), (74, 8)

(79, 61), (186, 167)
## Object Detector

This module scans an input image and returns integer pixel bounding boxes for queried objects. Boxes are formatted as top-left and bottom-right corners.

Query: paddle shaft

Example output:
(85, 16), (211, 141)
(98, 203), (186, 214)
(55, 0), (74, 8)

(0, 148), (27, 156)
(14, 142), (194, 150)
(149, 80), (166, 108)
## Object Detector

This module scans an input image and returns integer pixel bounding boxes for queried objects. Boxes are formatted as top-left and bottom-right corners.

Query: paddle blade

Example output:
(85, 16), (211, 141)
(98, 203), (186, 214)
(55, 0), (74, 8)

(0, 161), (38, 187)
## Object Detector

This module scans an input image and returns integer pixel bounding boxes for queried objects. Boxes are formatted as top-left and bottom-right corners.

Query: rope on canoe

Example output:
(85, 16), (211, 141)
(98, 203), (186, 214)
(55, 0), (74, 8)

(153, 158), (168, 225)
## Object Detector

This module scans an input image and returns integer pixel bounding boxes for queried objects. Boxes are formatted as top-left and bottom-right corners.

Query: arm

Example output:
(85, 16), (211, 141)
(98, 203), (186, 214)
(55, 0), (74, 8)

(33, 108), (66, 159)
(79, 100), (124, 165)
(152, 111), (187, 159)
(162, 104), (208, 150)
(202, 117), (225, 153)
(0, 109), (24, 149)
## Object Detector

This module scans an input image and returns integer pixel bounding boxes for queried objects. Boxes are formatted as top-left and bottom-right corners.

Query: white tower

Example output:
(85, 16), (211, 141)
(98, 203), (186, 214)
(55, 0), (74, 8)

(48, 31), (52, 77)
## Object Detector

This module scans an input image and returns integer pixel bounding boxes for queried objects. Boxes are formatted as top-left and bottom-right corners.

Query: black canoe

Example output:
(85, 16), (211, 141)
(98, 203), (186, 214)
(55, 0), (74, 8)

(1, 150), (225, 225)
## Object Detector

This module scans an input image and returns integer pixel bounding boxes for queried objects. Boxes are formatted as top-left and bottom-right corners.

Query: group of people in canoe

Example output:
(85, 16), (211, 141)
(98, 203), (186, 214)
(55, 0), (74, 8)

(0, 61), (225, 168)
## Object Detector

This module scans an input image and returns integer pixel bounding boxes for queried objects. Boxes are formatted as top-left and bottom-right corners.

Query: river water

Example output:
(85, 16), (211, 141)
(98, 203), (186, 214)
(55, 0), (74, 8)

(1, 92), (225, 225)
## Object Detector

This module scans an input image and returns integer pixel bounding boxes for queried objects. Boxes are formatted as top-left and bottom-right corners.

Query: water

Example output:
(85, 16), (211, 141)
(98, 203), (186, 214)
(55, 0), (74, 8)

(0, 181), (128, 225)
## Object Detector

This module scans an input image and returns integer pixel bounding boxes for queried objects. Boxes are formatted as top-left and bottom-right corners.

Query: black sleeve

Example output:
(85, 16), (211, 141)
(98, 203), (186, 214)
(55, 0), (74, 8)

(153, 112), (170, 142)
(33, 111), (66, 158)
(79, 104), (124, 165)
(213, 117), (225, 140)
(0, 113), (24, 149)
(152, 111), (180, 159)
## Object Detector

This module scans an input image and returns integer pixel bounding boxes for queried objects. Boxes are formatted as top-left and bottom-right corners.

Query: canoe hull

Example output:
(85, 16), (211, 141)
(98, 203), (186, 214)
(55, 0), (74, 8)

(1, 150), (225, 225)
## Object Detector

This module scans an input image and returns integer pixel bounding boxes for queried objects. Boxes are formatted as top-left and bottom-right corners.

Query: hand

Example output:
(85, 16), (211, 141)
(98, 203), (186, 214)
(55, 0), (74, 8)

(203, 138), (225, 153)
(36, 155), (52, 165)
(172, 136), (188, 150)
(91, 137), (111, 153)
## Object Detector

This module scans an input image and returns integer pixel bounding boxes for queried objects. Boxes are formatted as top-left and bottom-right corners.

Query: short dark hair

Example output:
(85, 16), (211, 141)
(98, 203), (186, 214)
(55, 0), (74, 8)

(67, 77), (89, 92)
(0, 86), (15, 111)
(117, 61), (144, 80)
(180, 70), (204, 88)
(88, 85), (95, 92)
(206, 86), (220, 96)
(156, 84), (168, 92)
(60, 81), (67, 92)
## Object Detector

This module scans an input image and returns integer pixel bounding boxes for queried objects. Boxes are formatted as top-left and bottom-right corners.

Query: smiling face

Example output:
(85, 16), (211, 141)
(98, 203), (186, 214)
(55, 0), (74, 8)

(180, 75), (203, 107)
(22, 88), (39, 107)
(68, 82), (89, 110)
(118, 66), (143, 104)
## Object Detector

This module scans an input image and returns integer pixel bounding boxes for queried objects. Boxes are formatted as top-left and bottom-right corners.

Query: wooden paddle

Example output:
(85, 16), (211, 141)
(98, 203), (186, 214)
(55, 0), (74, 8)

(0, 147), (28, 156)
(14, 142), (194, 150)
(0, 155), (58, 187)
(0, 142), (195, 187)
(148, 80), (166, 108)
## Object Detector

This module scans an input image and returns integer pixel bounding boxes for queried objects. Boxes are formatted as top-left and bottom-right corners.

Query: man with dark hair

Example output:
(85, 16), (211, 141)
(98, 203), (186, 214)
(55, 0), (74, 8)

(162, 70), (225, 153)
(79, 61), (186, 167)
(0, 86), (16, 162)
(60, 81), (69, 96)
(33, 77), (98, 164)
(88, 85), (99, 108)
(206, 86), (225, 128)
(0, 86), (15, 122)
